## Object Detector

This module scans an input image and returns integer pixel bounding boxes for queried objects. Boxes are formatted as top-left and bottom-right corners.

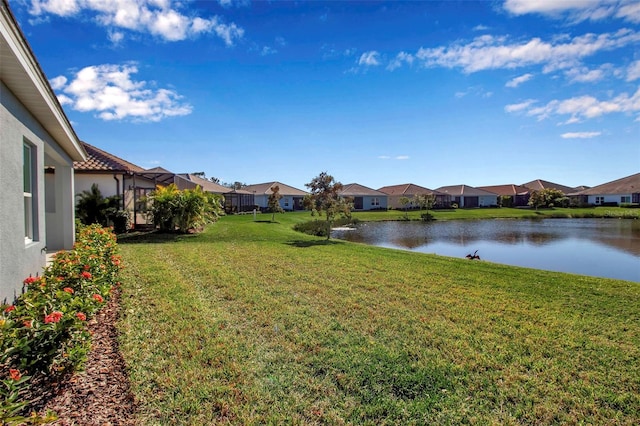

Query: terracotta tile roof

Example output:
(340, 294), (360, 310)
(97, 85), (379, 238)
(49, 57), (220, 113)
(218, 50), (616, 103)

(74, 142), (144, 172)
(377, 183), (443, 196)
(522, 179), (576, 195)
(436, 185), (498, 197)
(477, 184), (530, 196)
(575, 173), (640, 195)
(243, 182), (308, 196)
(340, 183), (387, 197)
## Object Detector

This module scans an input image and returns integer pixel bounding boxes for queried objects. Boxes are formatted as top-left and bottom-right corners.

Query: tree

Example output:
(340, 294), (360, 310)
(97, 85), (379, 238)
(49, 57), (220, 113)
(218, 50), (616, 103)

(303, 172), (349, 240)
(75, 183), (120, 226)
(268, 185), (285, 222)
(414, 193), (437, 221)
(528, 188), (565, 210)
(399, 196), (411, 220)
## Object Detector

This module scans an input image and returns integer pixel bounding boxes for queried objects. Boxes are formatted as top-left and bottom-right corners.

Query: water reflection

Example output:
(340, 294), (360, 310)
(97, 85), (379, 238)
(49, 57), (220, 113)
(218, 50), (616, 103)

(333, 219), (640, 282)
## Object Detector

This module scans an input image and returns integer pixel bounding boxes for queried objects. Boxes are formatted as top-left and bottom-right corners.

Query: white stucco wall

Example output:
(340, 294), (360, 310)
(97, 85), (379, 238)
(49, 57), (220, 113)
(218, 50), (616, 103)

(362, 195), (388, 210)
(1, 82), (53, 303)
(75, 174), (121, 199)
(588, 194), (632, 205)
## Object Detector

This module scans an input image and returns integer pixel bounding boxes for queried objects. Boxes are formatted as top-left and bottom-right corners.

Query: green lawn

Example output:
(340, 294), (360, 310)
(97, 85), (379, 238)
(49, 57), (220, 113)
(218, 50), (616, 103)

(117, 212), (639, 425)
(353, 206), (640, 221)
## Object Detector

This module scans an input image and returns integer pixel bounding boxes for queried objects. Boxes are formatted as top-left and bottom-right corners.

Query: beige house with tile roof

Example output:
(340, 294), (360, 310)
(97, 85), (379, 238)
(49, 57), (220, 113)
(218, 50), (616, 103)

(74, 142), (201, 229)
(339, 183), (388, 210)
(477, 184), (531, 207)
(243, 181), (308, 211)
(436, 185), (499, 208)
(378, 183), (451, 209)
(1, 0), (86, 303)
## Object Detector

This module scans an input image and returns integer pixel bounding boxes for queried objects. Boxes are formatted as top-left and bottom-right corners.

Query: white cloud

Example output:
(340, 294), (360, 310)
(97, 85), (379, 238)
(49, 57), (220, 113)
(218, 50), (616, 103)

(564, 65), (612, 83)
(617, 1), (640, 23)
(414, 29), (640, 74)
(504, 99), (537, 113)
(506, 73), (533, 87)
(455, 86), (493, 98)
(627, 60), (640, 81)
(27, 0), (244, 44)
(503, 0), (639, 23)
(49, 75), (67, 90)
(358, 51), (381, 67)
(561, 131), (602, 138)
(51, 63), (192, 122)
(473, 24), (490, 31)
(378, 155), (409, 160)
(217, 0), (250, 8)
(387, 52), (414, 71)
(260, 46), (277, 56)
(108, 30), (125, 45)
(505, 88), (640, 122)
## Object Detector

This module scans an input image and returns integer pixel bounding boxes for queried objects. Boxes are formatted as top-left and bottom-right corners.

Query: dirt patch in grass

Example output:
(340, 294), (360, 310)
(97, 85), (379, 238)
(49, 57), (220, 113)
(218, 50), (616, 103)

(31, 288), (137, 425)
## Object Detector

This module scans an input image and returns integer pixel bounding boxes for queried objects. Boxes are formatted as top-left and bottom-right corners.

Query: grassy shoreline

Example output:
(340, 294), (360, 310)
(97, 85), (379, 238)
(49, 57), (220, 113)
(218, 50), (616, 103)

(351, 205), (640, 221)
(117, 212), (639, 424)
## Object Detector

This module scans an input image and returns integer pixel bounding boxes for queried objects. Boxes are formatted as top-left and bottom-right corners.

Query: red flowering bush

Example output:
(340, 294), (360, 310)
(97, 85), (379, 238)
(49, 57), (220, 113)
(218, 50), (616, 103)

(0, 224), (122, 423)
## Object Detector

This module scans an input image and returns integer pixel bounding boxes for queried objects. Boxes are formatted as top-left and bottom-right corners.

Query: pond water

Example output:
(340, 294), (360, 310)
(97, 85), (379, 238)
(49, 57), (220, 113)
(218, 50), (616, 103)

(331, 218), (640, 282)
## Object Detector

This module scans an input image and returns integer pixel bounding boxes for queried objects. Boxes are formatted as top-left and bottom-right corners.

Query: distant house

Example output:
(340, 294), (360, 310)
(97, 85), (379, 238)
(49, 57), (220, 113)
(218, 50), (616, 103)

(522, 179), (577, 195)
(571, 173), (640, 206)
(340, 183), (388, 211)
(175, 174), (231, 195)
(1, 0), (87, 303)
(378, 183), (451, 209)
(477, 184), (530, 207)
(74, 143), (186, 229)
(435, 185), (498, 208)
(223, 188), (255, 213)
(243, 181), (308, 211)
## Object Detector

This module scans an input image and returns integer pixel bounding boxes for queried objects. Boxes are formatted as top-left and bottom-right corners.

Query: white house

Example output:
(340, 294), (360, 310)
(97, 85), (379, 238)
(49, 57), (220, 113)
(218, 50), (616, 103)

(1, 0), (86, 303)
(243, 181), (308, 211)
(573, 173), (640, 206)
(339, 183), (388, 211)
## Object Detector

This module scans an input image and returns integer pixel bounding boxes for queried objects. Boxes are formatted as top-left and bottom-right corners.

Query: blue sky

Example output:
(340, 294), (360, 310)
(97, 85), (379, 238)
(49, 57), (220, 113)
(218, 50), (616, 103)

(11, 0), (640, 190)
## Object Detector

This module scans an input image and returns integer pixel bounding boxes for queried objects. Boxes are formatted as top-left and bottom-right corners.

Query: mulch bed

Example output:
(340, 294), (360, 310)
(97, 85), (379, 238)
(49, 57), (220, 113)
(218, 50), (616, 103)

(27, 289), (138, 425)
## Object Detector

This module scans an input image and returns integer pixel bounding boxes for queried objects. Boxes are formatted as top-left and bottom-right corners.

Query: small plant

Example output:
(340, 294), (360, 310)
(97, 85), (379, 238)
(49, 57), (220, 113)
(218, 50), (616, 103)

(0, 225), (122, 423)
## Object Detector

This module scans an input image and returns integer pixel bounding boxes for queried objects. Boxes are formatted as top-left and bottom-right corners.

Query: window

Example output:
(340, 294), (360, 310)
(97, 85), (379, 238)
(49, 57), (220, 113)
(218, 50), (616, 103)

(371, 197), (380, 207)
(135, 188), (153, 212)
(595, 196), (604, 204)
(621, 196), (631, 203)
(24, 143), (35, 242)
(284, 198), (289, 207)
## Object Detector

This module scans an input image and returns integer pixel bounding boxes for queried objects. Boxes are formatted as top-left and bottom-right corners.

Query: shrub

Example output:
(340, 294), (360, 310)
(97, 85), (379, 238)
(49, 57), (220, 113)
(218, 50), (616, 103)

(149, 184), (222, 233)
(420, 212), (435, 221)
(0, 225), (122, 423)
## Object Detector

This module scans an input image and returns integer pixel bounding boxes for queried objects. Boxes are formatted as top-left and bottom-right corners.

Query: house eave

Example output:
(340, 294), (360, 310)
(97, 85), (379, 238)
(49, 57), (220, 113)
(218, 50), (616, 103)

(1, 1), (86, 162)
